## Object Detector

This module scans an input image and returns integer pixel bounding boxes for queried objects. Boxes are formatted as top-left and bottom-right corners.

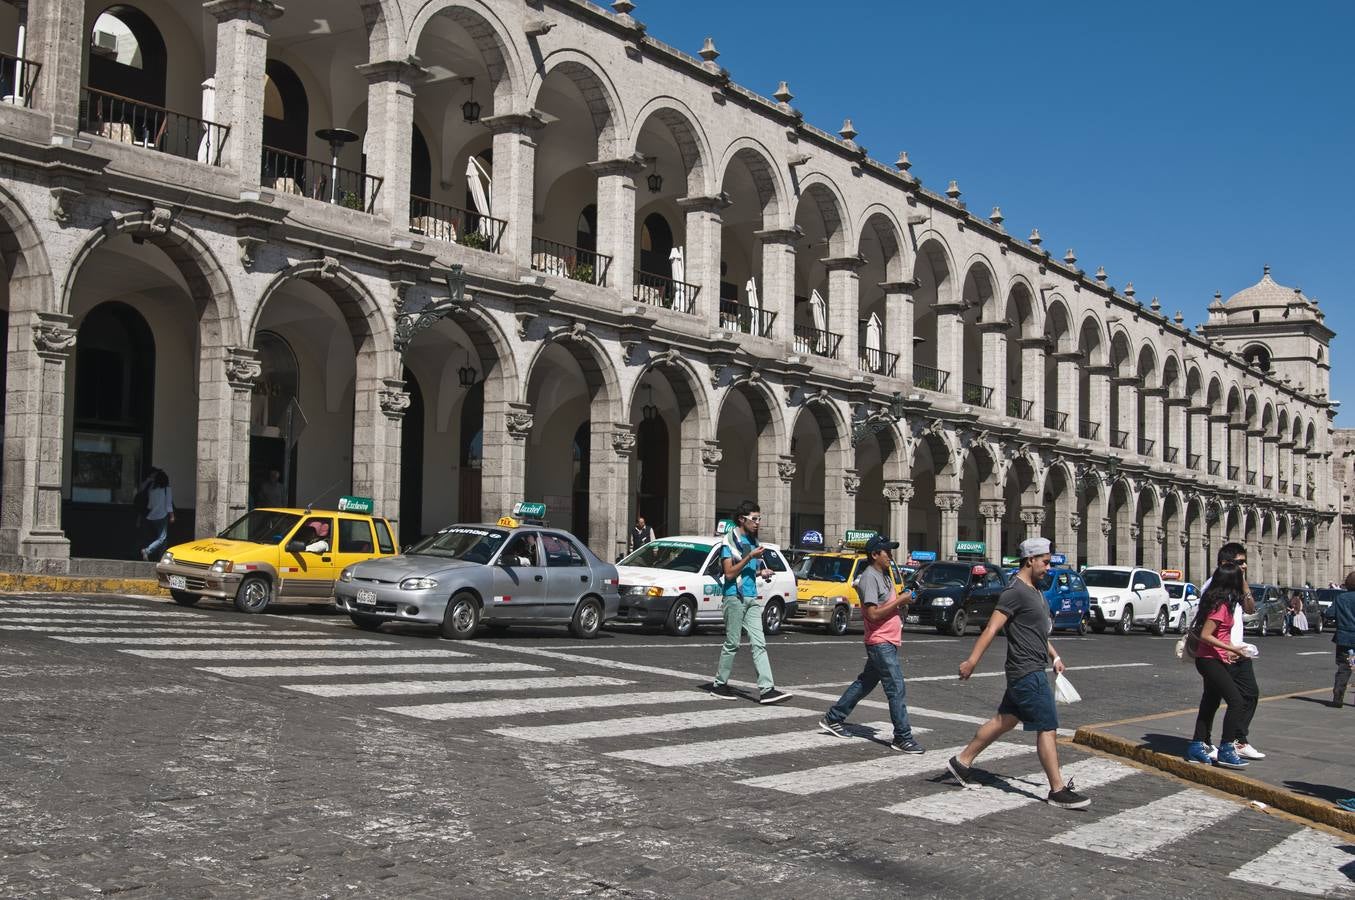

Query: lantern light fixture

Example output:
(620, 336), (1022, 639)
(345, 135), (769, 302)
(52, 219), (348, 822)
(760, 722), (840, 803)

(646, 156), (662, 194)
(461, 77), (481, 123)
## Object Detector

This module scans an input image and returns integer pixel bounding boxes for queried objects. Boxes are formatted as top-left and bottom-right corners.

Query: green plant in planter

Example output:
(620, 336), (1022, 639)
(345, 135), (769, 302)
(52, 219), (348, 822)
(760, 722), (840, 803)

(338, 190), (366, 211)
(458, 229), (489, 251)
(567, 262), (595, 284)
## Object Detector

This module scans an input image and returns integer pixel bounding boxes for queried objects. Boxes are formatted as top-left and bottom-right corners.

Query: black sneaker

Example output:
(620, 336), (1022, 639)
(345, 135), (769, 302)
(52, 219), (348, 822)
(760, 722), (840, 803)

(705, 682), (738, 701)
(819, 718), (850, 737)
(947, 755), (976, 788)
(889, 737), (925, 754)
(759, 688), (793, 705)
(1047, 778), (1091, 810)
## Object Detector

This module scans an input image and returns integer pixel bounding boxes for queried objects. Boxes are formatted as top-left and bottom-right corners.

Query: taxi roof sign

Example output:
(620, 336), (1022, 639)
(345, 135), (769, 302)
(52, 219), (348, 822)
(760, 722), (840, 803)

(843, 529), (878, 549)
(337, 495), (374, 514)
(512, 501), (547, 519)
(1161, 569), (1184, 581)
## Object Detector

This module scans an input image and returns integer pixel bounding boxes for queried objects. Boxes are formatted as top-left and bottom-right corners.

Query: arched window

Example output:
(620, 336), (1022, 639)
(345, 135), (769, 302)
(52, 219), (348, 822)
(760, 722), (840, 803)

(576, 204), (597, 254)
(88, 6), (167, 107)
(262, 59), (308, 156)
(1241, 344), (1272, 373)
(639, 212), (674, 277)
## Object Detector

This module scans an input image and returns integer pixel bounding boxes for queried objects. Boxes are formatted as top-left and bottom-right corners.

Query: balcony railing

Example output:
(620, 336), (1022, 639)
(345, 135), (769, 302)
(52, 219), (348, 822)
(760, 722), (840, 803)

(1188, 453), (1202, 469)
(793, 325), (842, 359)
(1137, 437), (1155, 455)
(634, 269), (699, 314)
(1246, 469), (1257, 485)
(1263, 475), (1273, 489)
(530, 236), (611, 286)
(1228, 465), (1240, 480)
(409, 196), (505, 253)
(1209, 460), (1221, 476)
(1079, 419), (1101, 441)
(261, 145), (381, 211)
(1165, 446), (1180, 463)
(912, 363), (950, 393)
(1045, 408), (1069, 431)
(963, 381), (994, 408)
(718, 302), (776, 338)
(859, 347), (899, 377)
(1, 52), (41, 107)
(81, 87), (230, 166)
(1111, 429), (1129, 450)
(1007, 396), (1034, 420)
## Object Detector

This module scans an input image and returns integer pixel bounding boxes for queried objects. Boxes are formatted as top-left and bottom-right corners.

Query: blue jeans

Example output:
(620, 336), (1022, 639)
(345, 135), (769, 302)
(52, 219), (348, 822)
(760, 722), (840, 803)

(142, 516), (170, 558)
(825, 641), (914, 742)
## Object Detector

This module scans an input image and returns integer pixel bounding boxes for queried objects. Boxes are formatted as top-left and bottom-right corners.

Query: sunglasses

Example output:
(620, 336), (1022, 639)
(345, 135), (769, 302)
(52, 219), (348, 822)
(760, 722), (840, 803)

(744, 515), (762, 522)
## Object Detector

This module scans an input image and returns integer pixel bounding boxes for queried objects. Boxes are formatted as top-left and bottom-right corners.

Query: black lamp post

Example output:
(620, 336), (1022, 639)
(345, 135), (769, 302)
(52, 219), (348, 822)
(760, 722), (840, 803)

(394, 264), (469, 356)
(462, 77), (481, 123)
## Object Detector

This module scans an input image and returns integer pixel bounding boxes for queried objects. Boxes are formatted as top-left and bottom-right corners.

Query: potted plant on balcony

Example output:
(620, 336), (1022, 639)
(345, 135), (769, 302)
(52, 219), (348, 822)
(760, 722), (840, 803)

(339, 190), (366, 211)
(458, 229), (490, 252)
(566, 258), (595, 284)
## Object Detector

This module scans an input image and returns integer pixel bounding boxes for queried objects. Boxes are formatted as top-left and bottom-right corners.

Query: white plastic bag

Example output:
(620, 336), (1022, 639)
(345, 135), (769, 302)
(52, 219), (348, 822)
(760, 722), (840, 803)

(1053, 672), (1081, 704)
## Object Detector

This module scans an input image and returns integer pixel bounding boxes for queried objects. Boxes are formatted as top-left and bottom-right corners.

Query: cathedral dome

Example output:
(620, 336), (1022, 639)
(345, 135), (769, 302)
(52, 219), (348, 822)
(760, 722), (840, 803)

(1224, 266), (1313, 313)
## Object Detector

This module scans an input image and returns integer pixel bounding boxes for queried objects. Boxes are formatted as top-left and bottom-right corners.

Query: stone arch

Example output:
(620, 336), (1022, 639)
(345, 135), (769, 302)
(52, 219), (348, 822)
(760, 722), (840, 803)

(714, 378), (787, 451)
(1137, 342), (1159, 388)
(794, 175), (852, 258)
(959, 254), (1000, 320)
(857, 206), (908, 282)
(1044, 296), (1073, 350)
(717, 137), (788, 225)
(628, 97), (715, 197)
(1077, 311), (1107, 366)
(361, 0), (408, 62)
(1004, 275), (1043, 336)
(522, 330), (621, 415)
(0, 184), (54, 307)
(1162, 353), (1183, 398)
(406, 0), (524, 107)
(253, 259), (388, 362)
(1109, 328), (1134, 377)
(527, 50), (624, 152)
(627, 353), (711, 427)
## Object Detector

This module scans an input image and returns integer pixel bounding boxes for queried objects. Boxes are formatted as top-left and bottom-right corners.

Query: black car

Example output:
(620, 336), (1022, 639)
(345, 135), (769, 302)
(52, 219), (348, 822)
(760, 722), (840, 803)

(904, 560), (1008, 636)
(1319, 588), (1344, 628)
(1282, 586), (1324, 635)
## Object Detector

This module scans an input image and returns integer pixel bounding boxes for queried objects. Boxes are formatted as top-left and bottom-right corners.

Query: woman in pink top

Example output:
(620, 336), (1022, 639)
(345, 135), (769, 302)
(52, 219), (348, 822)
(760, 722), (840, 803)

(1186, 562), (1253, 769)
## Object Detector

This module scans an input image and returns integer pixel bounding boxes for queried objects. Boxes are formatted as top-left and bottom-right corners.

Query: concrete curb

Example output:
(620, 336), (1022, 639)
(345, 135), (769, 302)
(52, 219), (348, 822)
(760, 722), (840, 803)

(1074, 725), (1355, 835)
(0, 573), (165, 597)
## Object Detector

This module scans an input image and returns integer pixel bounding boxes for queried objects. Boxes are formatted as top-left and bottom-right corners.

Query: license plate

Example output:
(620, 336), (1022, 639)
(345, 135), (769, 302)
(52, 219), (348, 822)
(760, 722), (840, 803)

(168, 575), (187, 590)
(356, 589), (377, 605)
(905, 615), (919, 624)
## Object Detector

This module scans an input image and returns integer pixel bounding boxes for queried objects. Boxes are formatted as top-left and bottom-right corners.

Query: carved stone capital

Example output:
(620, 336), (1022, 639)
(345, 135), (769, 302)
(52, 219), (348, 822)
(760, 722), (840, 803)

(777, 457), (797, 483)
(883, 480), (915, 504)
(506, 411), (534, 439)
(843, 472), (861, 496)
(379, 379), (411, 418)
(32, 314), (77, 357)
(223, 348), (262, 390)
(612, 426), (636, 455)
(1068, 513), (1083, 531)
(701, 442), (723, 470)
(1019, 507), (1045, 526)
(1100, 518), (1114, 536)
(1128, 524), (1142, 540)
(978, 501), (1007, 520)
(935, 491), (964, 514)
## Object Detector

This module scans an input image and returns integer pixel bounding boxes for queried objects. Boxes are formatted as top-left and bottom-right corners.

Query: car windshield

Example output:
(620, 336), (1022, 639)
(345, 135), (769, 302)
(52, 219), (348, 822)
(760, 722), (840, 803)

(619, 541), (714, 574)
(1082, 569), (1131, 589)
(918, 563), (972, 588)
(795, 555), (856, 583)
(1165, 584), (1185, 598)
(407, 526), (507, 563)
(219, 510), (302, 544)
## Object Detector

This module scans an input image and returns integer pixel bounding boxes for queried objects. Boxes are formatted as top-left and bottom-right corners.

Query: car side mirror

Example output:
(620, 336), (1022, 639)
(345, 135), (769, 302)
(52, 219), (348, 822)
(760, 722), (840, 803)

(1132, 583), (1147, 592)
(285, 540), (305, 554)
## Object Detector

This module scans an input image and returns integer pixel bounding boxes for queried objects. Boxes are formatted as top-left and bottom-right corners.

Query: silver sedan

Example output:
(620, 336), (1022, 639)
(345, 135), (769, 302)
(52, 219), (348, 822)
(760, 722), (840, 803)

(333, 523), (620, 639)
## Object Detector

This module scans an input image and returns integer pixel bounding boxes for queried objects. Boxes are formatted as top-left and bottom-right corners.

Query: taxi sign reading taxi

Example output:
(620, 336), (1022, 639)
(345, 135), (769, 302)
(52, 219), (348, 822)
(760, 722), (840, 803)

(512, 501), (548, 519)
(1161, 568), (1184, 581)
(843, 529), (878, 548)
(955, 540), (986, 555)
(1050, 553), (1068, 565)
(337, 495), (374, 514)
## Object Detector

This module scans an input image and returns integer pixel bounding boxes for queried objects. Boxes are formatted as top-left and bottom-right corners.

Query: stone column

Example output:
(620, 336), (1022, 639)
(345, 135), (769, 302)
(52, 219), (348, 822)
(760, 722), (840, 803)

(205, 0), (284, 177)
(1188, 406), (1208, 471)
(588, 421), (632, 561)
(756, 228), (799, 345)
(25, 0), (85, 136)
(358, 58), (428, 224)
(883, 480), (913, 549)
(1245, 428), (1263, 487)
(680, 439), (721, 536)
(1059, 512), (1080, 565)
(589, 156), (645, 294)
(486, 112), (544, 265)
(1208, 413), (1229, 477)
(1020, 506), (1045, 542)
(195, 347), (259, 540)
(758, 454), (796, 547)
(1263, 435), (1279, 495)
(978, 500), (1006, 559)
(1169, 527), (1189, 574)
(677, 195), (729, 325)
(934, 300), (965, 401)
(1113, 375), (1138, 452)
(880, 283), (914, 382)
(822, 256), (863, 367)
(480, 400), (530, 523)
(936, 491), (963, 558)
(826, 469), (858, 547)
(351, 376), (406, 528)
(977, 321), (1007, 414)
(1086, 516), (1111, 568)
(0, 311), (75, 569)
(1085, 365), (1113, 442)
(1053, 350), (1081, 433)
(1165, 397), (1189, 466)
(1017, 336), (1046, 426)
(1141, 387), (1165, 459)
(1228, 421), (1247, 482)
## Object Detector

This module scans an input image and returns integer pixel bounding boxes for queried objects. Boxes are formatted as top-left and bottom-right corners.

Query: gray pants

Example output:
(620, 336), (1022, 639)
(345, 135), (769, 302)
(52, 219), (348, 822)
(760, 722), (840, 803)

(1336, 646), (1353, 705)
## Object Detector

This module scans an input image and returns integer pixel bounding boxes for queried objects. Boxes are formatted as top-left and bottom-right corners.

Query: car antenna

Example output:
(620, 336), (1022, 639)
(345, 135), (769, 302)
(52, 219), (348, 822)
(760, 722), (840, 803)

(300, 478), (346, 516)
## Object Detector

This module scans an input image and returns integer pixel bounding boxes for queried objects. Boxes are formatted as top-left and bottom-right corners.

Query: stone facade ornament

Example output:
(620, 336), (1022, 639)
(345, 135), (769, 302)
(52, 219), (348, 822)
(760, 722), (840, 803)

(1100, 518), (1114, 536)
(701, 444), (722, 469)
(238, 235), (265, 270)
(1068, 513), (1083, 532)
(709, 363), (727, 390)
(978, 501), (1006, 520)
(50, 186), (80, 224)
(1020, 507), (1045, 526)
(843, 472), (861, 495)
(883, 481), (915, 504)
(506, 412), (534, 439)
(1128, 524), (1141, 541)
(777, 459), (796, 482)
(32, 319), (77, 356)
(379, 385), (411, 417)
(223, 349), (262, 389)
(935, 492), (964, 513)
(612, 428), (636, 455)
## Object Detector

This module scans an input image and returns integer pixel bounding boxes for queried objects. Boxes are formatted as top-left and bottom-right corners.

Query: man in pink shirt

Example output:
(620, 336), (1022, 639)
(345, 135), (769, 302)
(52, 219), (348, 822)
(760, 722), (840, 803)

(818, 535), (924, 753)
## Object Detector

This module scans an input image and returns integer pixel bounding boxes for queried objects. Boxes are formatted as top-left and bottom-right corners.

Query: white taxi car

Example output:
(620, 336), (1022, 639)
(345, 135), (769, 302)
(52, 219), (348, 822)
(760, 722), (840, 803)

(1162, 573), (1201, 635)
(613, 532), (798, 637)
(1083, 565), (1173, 635)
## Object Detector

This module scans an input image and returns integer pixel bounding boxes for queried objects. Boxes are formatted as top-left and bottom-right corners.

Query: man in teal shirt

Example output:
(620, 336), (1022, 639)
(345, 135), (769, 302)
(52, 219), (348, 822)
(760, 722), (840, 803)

(706, 500), (792, 704)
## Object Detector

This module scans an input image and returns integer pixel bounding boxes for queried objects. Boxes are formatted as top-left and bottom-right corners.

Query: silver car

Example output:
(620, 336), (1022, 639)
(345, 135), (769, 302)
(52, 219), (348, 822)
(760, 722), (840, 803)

(333, 523), (620, 639)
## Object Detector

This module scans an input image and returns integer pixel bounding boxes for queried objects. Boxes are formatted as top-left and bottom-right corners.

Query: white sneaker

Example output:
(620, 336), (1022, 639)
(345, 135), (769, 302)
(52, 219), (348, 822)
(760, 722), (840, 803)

(1206, 744), (1218, 761)
(1234, 742), (1266, 760)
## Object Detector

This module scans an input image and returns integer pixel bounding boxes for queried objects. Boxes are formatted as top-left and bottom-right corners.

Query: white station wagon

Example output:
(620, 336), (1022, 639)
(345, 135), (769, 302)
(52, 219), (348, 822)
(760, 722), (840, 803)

(1083, 566), (1173, 635)
(612, 534), (798, 637)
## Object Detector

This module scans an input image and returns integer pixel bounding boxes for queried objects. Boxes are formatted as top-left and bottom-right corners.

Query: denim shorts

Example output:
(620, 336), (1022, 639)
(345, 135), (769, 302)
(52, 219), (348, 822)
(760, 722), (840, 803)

(998, 670), (1059, 733)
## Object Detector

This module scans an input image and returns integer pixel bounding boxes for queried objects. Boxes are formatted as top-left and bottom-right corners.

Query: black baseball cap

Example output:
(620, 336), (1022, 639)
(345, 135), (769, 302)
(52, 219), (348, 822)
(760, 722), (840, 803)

(865, 535), (899, 555)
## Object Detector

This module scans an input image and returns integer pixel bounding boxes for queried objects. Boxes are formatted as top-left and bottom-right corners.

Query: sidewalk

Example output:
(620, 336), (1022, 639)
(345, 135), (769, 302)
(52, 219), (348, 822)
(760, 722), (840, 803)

(1075, 687), (1355, 833)
(0, 558), (163, 596)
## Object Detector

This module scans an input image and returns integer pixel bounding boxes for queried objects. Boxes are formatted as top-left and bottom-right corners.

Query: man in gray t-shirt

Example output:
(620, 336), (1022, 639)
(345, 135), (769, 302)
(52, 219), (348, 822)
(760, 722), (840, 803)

(945, 537), (1090, 810)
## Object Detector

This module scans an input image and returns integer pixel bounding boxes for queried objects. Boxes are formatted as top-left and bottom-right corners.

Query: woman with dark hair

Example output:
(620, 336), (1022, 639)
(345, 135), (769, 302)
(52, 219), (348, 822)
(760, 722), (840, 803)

(1186, 561), (1254, 769)
(138, 468), (174, 561)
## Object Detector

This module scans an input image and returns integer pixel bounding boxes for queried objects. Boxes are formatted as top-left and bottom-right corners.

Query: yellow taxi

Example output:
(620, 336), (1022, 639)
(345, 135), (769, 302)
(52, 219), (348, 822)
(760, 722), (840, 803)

(154, 497), (398, 613)
(787, 531), (910, 636)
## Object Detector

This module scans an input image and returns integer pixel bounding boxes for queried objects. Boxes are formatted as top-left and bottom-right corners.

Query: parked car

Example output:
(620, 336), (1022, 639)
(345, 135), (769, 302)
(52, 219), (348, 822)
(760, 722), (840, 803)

(1282, 586), (1324, 635)
(1001, 566), (1091, 634)
(905, 560), (1008, 636)
(155, 504), (398, 613)
(790, 549), (910, 636)
(333, 511), (620, 639)
(1319, 588), (1344, 629)
(1082, 566), (1173, 635)
(1243, 583), (1290, 636)
(1164, 580), (1201, 634)
(613, 534), (797, 636)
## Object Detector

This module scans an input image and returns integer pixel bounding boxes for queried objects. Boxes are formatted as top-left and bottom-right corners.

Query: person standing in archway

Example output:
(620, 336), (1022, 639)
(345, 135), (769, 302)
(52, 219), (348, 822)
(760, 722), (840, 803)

(138, 468), (174, 562)
(629, 515), (655, 554)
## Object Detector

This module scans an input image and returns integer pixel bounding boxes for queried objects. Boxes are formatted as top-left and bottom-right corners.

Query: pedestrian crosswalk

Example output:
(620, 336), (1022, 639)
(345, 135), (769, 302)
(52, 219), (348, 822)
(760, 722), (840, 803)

(4, 595), (1352, 897)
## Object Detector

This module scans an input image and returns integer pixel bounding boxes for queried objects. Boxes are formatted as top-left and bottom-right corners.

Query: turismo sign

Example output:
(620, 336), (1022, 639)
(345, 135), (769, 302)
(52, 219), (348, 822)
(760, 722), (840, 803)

(955, 540), (986, 555)
(843, 529), (878, 549)
(337, 495), (374, 514)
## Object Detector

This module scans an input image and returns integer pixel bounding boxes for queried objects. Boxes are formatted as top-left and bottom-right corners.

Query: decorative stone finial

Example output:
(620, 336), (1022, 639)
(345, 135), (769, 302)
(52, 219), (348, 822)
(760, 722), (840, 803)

(838, 118), (857, 142)
(895, 151), (911, 171)
(1094, 266), (1107, 283)
(699, 36), (719, 62)
(946, 180), (961, 200)
(1064, 248), (1077, 266)
(1028, 228), (1042, 246)
(1174, 310), (1185, 324)
(1263, 264), (1271, 277)
(989, 206), (1004, 227)
(1124, 281), (1135, 299)
(1150, 296), (1162, 312)
(612, 0), (636, 14)
(773, 81), (793, 105)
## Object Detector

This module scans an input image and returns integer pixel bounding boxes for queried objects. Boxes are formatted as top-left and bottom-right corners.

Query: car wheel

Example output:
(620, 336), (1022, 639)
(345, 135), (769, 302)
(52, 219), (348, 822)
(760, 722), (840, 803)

(1076, 614), (1089, 636)
(1151, 607), (1168, 636)
(664, 597), (696, 637)
(440, 592), (481, 640)
(1115, 605), (1133, 635)
(233, 575), (272, 614)
(1315, 615), (1324, 635)
(1177, 611), (1192, 636)
(1259, 614), (1271, 637)
(569, 597), (603, 639)
(948, 609), (968, 637)
(169, 590), (200, 607)
(762, 600), (784, 636)
(350, 613), (384, 631)
(1091, 623), (1106, 634)
(828, 604), (850, 637)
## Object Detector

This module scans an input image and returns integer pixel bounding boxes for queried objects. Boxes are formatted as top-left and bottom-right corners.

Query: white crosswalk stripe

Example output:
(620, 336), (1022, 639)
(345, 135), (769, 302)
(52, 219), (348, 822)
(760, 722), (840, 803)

(1228, 828), (1355, 896)
(198, 662), (548, 678)
(490, 705), (805, 743)
(738, 739), (1016, 796)
(284, 675), (632, 697)
(383, 690), (711, 721)
(1046, 788), (1238, 859)
(606, 720), (900, 767)
(881, 755), (1139, 821)
(49, 635), (390, 646)
(0, 624), (282, 633)
(116, 648), (469, 660)
(0, 607), (195, 618)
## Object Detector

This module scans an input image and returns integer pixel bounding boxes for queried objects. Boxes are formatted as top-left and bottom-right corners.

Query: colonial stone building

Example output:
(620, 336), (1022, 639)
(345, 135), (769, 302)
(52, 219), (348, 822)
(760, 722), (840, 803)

(0, 0), (1339, 583)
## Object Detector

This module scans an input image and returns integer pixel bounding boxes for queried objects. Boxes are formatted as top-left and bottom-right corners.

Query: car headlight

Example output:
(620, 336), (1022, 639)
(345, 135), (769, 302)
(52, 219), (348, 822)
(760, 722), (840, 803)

(209, 559), (234, 574)
(159, 552), (174, 565)
(1100, 594), (1120, 604)
(932, 597), (954, 607)
(399, 577), (438, 591)
(810, 595), (830, 605)
(339, 567), (355, 583)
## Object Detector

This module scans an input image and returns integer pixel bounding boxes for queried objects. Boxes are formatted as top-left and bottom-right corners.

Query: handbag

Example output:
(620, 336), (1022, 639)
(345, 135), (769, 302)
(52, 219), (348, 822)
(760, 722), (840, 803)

(1175, 631), (1198, 662)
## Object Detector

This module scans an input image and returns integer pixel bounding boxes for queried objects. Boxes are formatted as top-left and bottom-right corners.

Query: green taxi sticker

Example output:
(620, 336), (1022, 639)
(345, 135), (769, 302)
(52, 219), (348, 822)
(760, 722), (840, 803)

(337, 495), (374, 513)
(653, 541), (710, 552)
(703, 584), (721, 596)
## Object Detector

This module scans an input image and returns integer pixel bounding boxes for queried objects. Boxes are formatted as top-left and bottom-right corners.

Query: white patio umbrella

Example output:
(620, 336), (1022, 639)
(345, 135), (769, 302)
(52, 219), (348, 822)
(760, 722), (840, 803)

(466, 156), (491, 216)
(669, 246), (686, 309)
(196, 77), (216, 164)
(810, 289), (828, 353)
(743, 276), (760, 332)
(866, 312), (883, 369)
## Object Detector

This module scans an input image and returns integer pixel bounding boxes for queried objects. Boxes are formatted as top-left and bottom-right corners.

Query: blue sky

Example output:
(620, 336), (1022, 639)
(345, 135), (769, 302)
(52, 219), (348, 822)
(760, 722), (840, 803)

(637, 1), (1355, 423)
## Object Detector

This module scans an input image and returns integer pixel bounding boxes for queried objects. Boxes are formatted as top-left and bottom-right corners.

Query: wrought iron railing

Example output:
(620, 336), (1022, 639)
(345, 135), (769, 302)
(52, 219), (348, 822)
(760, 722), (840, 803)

(409, 195), (505, 253)
(1165, 446), (1180, 463)
(1045, 408), (1069, 431)
(963, 381), (994, 408)
(1263, 475), (1273, 489)
(530, 235), (611, 286)
(1079, 419), (1101, 441)
(913, 363), (949, 393)
(1137, 437), (1155, 456)
(0, 52), (41, 107)
(718, 302), (776, 338)
(793, 325), (842, 359)
(261, 145), (381, 211)
(1111, 429), (1129, 450)
(859, 347), (899, 377)
(1246, 469), (1257, 485)
(81, 87), (230, 165)
(1007, 396), (1034, 419)
(1228, 465), (1240, 480)
(1209, 460), (1221, 476)
(634, 269), (700, 314)
(1188, 453), (1202, 469)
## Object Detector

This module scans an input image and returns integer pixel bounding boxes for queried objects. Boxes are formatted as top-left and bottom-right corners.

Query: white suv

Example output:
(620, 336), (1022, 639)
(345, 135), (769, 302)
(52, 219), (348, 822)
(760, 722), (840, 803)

(1083, 566), (1173, 635)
